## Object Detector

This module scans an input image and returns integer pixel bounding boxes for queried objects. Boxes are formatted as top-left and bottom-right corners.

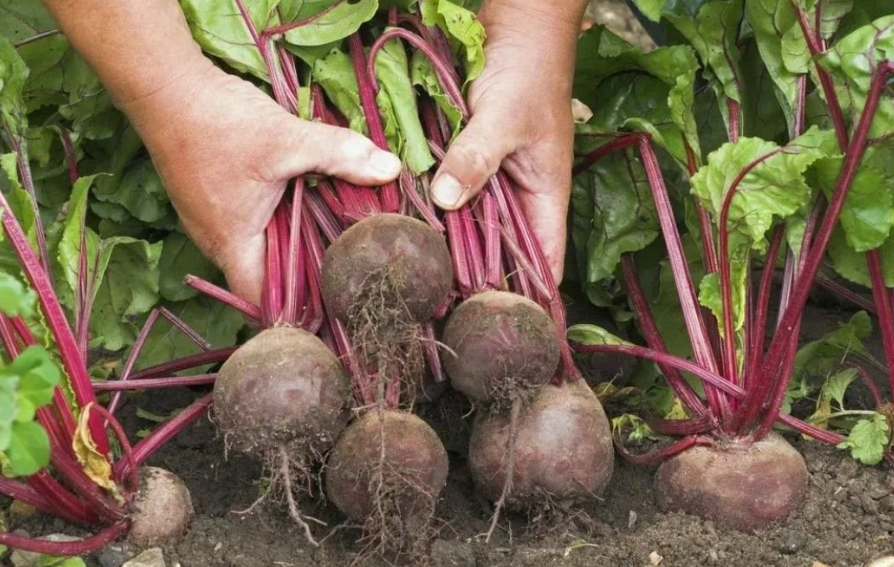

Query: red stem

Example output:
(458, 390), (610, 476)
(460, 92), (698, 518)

(745, 64), (893, 435)
(620, 256), (707, 415)
(0, 520), (130, 556)
(614, 434), (713, 465)
(183, 275), (261, 321)
(866, 250), (894, 393)
(93, 374), (216, 391)
(115, 393), (213, 479)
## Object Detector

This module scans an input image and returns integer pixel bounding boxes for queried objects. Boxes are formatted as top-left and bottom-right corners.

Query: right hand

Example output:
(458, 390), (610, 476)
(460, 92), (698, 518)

(121, 65), (402, 305)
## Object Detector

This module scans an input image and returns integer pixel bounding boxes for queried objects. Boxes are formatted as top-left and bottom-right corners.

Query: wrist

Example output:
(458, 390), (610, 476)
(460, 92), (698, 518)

(478, 0), (587, 39)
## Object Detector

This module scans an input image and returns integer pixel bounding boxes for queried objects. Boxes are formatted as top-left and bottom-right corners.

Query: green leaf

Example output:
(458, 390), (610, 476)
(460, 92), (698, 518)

(793, 311), (878, 379)
(0, 37), (29, 137)
(313, 47), (367, 134)
(57, 175), (162, 351)
(0, 1), (57, 44)
(814, 145), (894, 253)
(661, 0), (745, 128)
(374, 34), (434, 173)
(6, 346), (60, 423)
(567, 324), (634, 347)
(574, 27), (700, 166)
(5, 420), (49, 476)
(809, 367), (858, 428)
(837, 412), (890, 465)
(420, 0), (486, 83)
(158, 232), (220, 302)
(817, 15), (894, 139)
(0, 270), (35, 318)
(93, 159), (173, 225)
(0, 374), (16, 450)
(570, 147), (659, 284)
(179, 0), (279, 81)
(280, 0), (378, 47)
(136, 297), (246, 375)
(410, 50), (463, 139)
(745, 0), (805, 134)
(0, 152), (38, 253)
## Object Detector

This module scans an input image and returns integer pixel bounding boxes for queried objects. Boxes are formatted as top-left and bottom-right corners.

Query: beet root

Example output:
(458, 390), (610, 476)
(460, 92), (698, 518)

(213, 326), (350, 457)
(128, 467), (194, 547)
(442, 291), (560, 405)
(321, 213), (453, 324)
(468, 380), (614, 510)
(655, 432), (807, 532)
(326, 410), (448, 554)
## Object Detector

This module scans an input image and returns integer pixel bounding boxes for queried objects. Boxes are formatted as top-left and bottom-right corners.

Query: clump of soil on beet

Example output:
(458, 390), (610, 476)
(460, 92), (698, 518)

(212, 326), (351, 544)
(655, 432), (808, 533)
(442, 291), (560, 409)
(326, 410), (449, 560)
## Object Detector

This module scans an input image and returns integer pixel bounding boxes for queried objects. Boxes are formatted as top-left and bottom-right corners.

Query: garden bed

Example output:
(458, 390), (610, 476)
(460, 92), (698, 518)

(6, 300), (892, 567)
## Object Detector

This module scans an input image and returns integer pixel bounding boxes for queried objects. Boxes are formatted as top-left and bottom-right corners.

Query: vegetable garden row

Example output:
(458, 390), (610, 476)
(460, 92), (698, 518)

(0, 0), (893, 564)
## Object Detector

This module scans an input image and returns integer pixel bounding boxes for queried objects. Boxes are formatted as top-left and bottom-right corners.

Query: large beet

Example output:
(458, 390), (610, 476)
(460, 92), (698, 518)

(655, 432), (807, 532)
(469, 380), (613, 508)
(326, 410), (448, 522)
(321, 214), (453, 324)
(442, 291), (560, 404)
(213, 327), (350, 457)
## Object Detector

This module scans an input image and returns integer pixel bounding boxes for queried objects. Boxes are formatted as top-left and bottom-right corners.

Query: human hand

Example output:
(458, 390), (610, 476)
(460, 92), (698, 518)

(121, 64), (402, 304)
(430, 0), (586, 284)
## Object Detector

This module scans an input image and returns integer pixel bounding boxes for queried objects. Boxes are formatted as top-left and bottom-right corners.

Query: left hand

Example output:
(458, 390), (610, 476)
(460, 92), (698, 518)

(430, 0), (585, 285)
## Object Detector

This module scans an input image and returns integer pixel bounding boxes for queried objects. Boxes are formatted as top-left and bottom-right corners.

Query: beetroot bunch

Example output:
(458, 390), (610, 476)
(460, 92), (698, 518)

(183, 1), (614, 556)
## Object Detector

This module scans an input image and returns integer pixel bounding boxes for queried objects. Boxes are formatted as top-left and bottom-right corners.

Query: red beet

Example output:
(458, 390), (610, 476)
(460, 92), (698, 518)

(213, 326), (350, 457)
(655, 432), (807, 532)
(325, 410), (449, 522)
(442, 291), (560, 405)
(321, 214), (453, 324)
(468, 380), (613, 509)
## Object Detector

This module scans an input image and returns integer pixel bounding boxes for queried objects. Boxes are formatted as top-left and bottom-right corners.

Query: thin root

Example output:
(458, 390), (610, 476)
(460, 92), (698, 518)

(481, 397), (521, 543)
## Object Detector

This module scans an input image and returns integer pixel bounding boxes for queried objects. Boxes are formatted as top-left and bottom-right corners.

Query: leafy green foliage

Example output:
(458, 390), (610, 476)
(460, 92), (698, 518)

(837, 412), (890, 465)
(571, 147), (659, 285)
(420, 0), (486, 83)
(0, 338), (61, 476)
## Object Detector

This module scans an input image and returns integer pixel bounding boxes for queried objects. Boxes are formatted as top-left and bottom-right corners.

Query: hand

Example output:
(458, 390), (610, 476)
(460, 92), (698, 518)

(430, 0), (585, 285)
(122, 65), (402, 304)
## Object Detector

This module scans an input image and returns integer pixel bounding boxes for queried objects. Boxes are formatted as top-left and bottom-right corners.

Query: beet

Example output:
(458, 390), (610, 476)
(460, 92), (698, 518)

(326, 410), (448, 521)
(655, 432), (807, 532)
(128, 467), (193, 547)
(321, 214), (453, 324)
(468, 380), (613, 509)
(213, 326), (350, 457)
(442, 291), (560, 404)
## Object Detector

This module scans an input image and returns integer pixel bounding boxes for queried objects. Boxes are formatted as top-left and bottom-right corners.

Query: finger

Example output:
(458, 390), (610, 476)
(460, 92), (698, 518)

(271, 119), (402, 185)
(430, 115), (515, 211)
(516, 187), (569, 286)
(217, 233), (267, 306)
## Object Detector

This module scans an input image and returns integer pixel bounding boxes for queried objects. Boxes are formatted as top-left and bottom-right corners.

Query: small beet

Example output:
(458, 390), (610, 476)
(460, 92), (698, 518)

(321, 214), (453, 324)
(128, 467), (193, 547)
(654, 432), (807, 532)
(442, 291), (560, 405)
(326, 410), (448, 522)
(468, 380), (613, 509)
(213, 327), (350, 457)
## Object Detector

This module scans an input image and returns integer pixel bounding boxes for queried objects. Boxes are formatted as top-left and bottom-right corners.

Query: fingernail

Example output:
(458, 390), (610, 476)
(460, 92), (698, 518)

(371, 150), (402, 176)
(432, 174), (465, 209)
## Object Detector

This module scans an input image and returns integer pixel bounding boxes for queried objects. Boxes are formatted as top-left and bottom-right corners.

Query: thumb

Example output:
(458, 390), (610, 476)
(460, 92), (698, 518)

(270, 119), (403, 185)
(431, 116), (515, 210)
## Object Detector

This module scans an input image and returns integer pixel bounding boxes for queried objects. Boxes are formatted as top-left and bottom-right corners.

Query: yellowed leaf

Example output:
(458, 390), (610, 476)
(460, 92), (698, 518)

(72, 403), (124, 504)
(664, 397), (689, 421)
